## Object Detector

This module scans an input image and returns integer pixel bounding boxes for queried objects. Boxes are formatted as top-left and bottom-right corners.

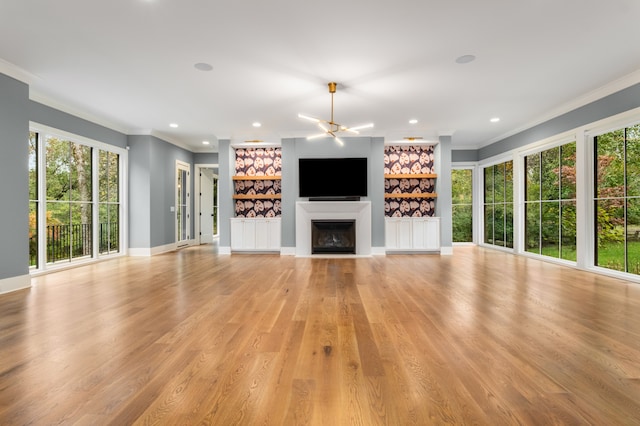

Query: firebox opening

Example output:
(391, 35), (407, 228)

(311, 220), (356, 255)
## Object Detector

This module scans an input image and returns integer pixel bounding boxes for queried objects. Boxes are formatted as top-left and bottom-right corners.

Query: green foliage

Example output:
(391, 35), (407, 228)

(30, 132), (121, 265)
(452, 169), (473, 242)
(483, 161), (513, 247)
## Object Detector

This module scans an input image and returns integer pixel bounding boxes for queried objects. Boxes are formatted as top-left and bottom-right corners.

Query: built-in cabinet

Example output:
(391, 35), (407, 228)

(231, 146), (282, 253)
(385, 217), (440, 251)
(230, 218), (281, 251)
(383, 145), (440, 252)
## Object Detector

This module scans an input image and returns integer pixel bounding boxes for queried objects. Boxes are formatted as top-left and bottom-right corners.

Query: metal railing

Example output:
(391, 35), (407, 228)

(30, 223), (119, 265)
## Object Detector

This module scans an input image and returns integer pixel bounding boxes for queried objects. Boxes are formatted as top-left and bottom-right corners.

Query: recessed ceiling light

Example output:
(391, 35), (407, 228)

(194, 62), (213, 71)
(252, 122), (262, 128)
(490, 117), (500, 123)
(455, 54), (476, 64)
(169, 123), (178, 128)
(409, 119), (418, 124)
(202, 141), (210, 145)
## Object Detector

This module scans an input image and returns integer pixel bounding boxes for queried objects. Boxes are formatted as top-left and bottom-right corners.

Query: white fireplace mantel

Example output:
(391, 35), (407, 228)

(295, 201), (372, 257)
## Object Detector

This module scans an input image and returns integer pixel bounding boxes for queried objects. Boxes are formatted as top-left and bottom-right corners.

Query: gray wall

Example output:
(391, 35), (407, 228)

(194, 152), (219, 165)
(128, 136), (152, 249)
(129, 135), (195, 249)
(30, 101), (128, 149)
(436, 135), (453, 250)
(0, 74), (29, 280)
(477, 82), (640, 161)
(451, 149), (479, 163)
(279, 136), (385, 249)
(217, 140), (234, 248)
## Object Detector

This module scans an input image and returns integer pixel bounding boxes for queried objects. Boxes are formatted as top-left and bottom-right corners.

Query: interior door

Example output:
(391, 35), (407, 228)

(176, 161), (190, 247)
(200, 168), (214, 244)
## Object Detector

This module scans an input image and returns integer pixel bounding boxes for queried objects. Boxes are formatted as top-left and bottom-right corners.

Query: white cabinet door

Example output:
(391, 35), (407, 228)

(385, 218), (412, 249)
(230, 219), (244, 250)
(231, 218), (280, 251)
(398, 218), (412, 249)
(255, 219), (269, 250)
(268, 219), (281, 250)
(385, 218), (399, 249)
(412, 217), (440, 250)
(386, 217), (440, 251)
(412, 219), (426, 249)
(423, 217), (440, 250)
(243, 219), (256, 248)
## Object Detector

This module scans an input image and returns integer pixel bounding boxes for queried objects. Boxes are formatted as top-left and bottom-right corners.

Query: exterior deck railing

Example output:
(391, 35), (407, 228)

(29, 223), (119, 266)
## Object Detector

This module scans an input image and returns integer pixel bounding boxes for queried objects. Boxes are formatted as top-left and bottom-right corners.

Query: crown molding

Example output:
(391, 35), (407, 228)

(0, 58), (41, 85)
(480, 68), (640, 148)
(29, 90), (132, 135)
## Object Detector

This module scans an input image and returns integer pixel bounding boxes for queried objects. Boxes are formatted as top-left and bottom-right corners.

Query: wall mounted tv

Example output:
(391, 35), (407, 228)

(299, 157), (368, 199)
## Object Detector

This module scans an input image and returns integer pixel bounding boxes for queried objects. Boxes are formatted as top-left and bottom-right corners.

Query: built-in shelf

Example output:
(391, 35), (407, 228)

(233, 194), (282, 200)
(384, 173), (437, 179)
(384, 193), (438, 199)
(232, 175), (281, 181)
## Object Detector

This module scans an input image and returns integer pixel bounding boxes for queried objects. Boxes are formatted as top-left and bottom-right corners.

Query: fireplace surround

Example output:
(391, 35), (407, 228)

(295, 201), (371, 256)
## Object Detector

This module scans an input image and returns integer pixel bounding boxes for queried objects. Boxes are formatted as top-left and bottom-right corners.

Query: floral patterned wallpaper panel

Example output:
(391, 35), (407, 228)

(234, 147), (282, 218)
(384, 145), (436, 218)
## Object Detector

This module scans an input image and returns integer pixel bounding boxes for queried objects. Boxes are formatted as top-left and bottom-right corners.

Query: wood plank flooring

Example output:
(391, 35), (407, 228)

(2, 245), (640, 424)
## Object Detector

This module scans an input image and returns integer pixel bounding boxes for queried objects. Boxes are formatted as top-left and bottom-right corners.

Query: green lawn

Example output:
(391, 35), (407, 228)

(528, 241), (640, 274)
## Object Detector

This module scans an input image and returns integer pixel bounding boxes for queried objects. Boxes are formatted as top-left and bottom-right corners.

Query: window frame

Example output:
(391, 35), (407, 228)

(29, 122), (128, 274)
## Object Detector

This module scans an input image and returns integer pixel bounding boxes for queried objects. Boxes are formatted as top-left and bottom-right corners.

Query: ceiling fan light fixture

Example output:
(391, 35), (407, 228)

(298, 113), (320, 123)
(298, 82), (373, 145)
(346, 123), (374, 132)
(307, 132), (327, 140)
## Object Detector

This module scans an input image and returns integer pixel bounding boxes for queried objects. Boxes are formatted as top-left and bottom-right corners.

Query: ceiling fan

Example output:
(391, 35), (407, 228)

(298, 82), (374, 146)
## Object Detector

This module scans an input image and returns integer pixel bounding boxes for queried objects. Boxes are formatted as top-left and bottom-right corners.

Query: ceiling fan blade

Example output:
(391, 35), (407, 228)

(307, 133), (327, 140)
(298, 113), (321, 123)
(346, 123), (374, 132)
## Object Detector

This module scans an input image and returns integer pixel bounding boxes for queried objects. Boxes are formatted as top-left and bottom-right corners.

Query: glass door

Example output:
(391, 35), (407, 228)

(176, 161), (190, 247)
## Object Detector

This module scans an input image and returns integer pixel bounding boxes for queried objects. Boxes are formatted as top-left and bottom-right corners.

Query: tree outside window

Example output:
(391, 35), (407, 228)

(452, 169), (473, 242)
(524, 142), (577, 261)
(595, 124), (640, 274)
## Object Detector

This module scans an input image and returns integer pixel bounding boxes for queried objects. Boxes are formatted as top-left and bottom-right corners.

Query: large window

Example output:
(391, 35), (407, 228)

(45, 136), (93, 263)
(99, 150), (120, 254)
(29, 126), (124, 269)
(29, 132), (39, 267)
(483, 161), (513, 248)
(452, 168), (473, 242)
(524, 142), (577, 261)
(595, 124), (640, 274)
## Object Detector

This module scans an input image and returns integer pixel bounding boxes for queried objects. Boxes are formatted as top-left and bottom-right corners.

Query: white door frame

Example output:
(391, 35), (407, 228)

(176, 160), (191, 247)
(195, 163), (219, 244)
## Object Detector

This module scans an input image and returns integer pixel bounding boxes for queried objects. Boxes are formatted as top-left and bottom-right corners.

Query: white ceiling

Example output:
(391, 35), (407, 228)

(1, 0), (640, 152)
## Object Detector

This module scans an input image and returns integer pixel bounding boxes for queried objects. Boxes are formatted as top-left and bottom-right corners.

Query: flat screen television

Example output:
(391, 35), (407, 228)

(299, 157), (368, 199)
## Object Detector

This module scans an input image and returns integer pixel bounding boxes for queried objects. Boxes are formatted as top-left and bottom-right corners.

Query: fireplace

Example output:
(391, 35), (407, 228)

(311, 220), (356, 254)
(295, 201), (371, 256)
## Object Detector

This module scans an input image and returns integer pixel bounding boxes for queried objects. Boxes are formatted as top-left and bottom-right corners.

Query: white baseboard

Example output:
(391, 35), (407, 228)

(218, 246), (231, 255)
(280, 247), (296, 256)
(129, 247), (152, 257)
(129, 243), (178, 257)
(371, 247), (386, 256)
(440, 246), (453, 255)
(0, 274), (31, 295)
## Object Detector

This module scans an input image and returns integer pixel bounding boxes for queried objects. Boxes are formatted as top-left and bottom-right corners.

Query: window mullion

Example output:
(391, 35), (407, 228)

(37, 133), (46, 269)
(92, 147), (99, 258)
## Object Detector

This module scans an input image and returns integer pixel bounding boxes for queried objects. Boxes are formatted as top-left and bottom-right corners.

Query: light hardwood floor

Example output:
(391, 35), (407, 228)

(2, 245), (640, 425)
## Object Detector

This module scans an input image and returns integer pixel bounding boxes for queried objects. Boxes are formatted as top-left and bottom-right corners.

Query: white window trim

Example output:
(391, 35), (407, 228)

(28, 122), (128, 275)
(476, 106), (640, 283)
(451, 164), (476, 245)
